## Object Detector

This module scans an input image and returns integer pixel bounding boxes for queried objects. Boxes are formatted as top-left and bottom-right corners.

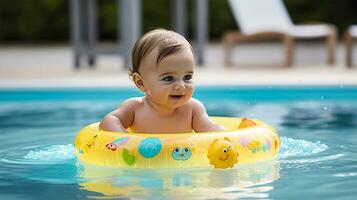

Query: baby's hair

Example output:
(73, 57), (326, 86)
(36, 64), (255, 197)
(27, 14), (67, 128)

(129, 28), (193, 77)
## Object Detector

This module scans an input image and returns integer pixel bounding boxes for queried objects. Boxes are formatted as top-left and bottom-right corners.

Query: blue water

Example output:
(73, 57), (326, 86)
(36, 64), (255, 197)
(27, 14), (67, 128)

(0, 86), (357, 199)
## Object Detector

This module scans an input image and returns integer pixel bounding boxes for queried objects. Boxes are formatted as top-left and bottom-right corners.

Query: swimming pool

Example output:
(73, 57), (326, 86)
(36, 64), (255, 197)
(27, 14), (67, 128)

(0, 86), (357, 199)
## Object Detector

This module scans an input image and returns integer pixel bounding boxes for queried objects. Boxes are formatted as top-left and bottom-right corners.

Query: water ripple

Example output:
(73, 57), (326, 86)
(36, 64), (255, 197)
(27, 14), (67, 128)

(334, 172), (357, 177)
(281, 154), (344, 164)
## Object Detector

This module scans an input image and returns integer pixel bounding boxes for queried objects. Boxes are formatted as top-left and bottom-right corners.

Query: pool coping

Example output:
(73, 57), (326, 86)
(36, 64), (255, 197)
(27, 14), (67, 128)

(1, 43), (357, 88)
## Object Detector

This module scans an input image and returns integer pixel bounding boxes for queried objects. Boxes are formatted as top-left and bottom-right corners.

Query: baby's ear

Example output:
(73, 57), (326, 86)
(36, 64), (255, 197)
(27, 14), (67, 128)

(132, 72), (146, 92)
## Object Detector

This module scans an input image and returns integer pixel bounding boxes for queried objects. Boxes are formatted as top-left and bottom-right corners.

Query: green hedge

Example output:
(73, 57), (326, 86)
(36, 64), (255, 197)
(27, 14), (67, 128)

(0, 0), (356, 42)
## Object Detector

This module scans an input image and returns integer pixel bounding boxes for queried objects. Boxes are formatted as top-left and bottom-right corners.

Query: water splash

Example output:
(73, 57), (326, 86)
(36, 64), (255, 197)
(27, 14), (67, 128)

(23, 144), (75, 162)
(279, 137), (328, 159)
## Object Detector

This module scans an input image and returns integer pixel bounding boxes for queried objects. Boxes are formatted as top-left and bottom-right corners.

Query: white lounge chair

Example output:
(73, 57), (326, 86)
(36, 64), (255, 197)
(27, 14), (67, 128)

(345, 25), (357, 67)
(223, 0), (337, 67)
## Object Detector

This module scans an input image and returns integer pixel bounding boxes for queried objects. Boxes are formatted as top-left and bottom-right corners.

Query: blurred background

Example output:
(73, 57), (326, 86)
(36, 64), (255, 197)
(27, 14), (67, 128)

(0, 0), (357, 86)
(1, 0), (356, 42)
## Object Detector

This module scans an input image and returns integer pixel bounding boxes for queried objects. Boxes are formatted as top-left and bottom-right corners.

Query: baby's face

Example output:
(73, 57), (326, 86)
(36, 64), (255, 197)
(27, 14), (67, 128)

(139, 46), (194, 110)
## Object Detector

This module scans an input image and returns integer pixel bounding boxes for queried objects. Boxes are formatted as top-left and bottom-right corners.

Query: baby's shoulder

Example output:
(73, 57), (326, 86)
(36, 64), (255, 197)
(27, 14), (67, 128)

(118, 97), (144, 109)
(185, 98), (205, 110)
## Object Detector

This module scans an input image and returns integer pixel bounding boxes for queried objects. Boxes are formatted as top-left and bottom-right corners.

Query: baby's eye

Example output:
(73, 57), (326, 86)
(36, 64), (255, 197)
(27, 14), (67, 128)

(162, 76), (174, 82)
(183, 74), (192, 82)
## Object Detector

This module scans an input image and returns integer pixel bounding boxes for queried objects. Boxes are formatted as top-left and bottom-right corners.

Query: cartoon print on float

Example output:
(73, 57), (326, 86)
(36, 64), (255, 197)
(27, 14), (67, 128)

(262, 139), (271, 152)
(138, 138), (162, 158)
(106, 137), (129, 151)
(238, 118), (256, 129)
(104, 137), (136, 166)
(273, 136), (280, 154)
(122, 148), (136, 166)
(84, 135), (98, 153)
(239, 136), (250, 148)
(207, 137), (239, 169)
(247, 140), (262, 154)
(247, 140), (271, 153)
(172, 145), (192, 161)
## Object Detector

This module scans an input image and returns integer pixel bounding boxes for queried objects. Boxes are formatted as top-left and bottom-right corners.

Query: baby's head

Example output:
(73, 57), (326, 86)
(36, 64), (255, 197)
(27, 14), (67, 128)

(130, 28), (194, 76)
(130, 29), (195, 109)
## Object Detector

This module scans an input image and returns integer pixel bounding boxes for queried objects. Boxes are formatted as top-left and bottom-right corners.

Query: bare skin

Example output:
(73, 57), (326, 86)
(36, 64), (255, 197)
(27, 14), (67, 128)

(99, 42), (225, 133)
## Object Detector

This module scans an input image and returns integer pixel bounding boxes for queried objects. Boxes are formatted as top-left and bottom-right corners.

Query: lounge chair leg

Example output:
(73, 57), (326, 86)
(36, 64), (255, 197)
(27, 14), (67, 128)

(283, 34), (294, 67)
(88, 55), (96, 68)
(345, 31), (352, 68)
(223, 43), (232, 67)
(327, 25), (337, 65)
(223, 32), (235, 67)
(74, 53), (81, 69)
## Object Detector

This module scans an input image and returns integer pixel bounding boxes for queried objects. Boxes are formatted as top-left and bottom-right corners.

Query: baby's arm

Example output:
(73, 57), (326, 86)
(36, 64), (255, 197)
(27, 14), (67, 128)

(191, 99), (226, 132)
(99, 98), (138, 132)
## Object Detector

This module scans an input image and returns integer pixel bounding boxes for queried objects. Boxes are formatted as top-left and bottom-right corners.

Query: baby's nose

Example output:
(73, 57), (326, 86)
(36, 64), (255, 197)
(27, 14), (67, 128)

(174, 80), (185, 90)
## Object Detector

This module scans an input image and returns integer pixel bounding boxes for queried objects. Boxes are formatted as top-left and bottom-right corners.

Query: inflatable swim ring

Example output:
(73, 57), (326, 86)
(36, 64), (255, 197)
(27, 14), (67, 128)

(74, 117), (280, 169)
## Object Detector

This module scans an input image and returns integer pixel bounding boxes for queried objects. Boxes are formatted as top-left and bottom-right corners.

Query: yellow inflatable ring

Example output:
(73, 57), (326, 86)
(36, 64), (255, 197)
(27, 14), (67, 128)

(74, 117), (280, 169)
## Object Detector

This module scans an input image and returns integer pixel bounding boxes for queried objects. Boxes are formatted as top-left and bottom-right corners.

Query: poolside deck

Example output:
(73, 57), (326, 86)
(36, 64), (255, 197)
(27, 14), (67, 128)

(0, 42), (356, 88)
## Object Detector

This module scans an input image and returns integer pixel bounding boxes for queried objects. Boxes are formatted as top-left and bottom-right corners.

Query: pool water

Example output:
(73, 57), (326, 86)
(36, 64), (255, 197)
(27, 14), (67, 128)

(0, 86), (357, 199)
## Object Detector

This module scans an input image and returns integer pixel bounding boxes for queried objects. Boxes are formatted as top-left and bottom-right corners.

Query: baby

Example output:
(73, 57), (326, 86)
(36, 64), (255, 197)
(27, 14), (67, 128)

(99, 29), (225, 133)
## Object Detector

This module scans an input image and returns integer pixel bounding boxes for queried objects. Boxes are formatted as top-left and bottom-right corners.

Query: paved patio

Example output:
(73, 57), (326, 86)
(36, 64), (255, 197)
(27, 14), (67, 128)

(0, 42), (356, 88)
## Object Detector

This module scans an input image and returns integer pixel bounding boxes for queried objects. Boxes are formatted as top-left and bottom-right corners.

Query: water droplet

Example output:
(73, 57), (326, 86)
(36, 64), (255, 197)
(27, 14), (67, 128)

(320, 96), (324, 100)
(323, 107), (328, 111)
(340, 85), (344, 89)
(247, 102), (250, 105)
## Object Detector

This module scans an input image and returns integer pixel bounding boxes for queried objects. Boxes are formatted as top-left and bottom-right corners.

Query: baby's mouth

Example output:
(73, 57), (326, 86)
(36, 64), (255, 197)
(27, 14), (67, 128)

(169, 95), (184, 100)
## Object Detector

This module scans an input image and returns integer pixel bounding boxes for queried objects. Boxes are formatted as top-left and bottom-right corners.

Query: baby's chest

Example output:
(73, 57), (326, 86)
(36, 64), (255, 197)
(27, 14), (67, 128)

(131, 109), (193, 133)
